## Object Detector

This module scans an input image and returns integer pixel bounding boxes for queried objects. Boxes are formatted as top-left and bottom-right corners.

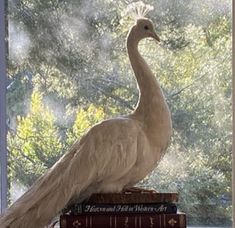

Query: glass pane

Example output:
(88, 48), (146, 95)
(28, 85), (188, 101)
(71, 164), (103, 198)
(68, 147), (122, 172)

(7, 0), (232, 226)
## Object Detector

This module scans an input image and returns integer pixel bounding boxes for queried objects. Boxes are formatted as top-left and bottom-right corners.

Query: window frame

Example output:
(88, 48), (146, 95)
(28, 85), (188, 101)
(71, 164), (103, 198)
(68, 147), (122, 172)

(0, 0), (234, 227)
(232, 0), (235, 227)
(0, 0), (7, 213)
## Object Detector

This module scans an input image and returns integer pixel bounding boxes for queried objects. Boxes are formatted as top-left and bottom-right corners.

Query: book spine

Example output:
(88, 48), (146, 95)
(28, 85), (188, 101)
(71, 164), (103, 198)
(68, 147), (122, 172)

(60, 213), (186, 228)
(71, 203), (177, 214)
(87, 193), (178, 204)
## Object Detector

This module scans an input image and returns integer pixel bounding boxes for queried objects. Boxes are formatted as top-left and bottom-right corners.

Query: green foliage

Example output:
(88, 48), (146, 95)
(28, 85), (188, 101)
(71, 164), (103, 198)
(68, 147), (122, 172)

(137, 15), (232, 225)
(8, 91), (109, 188)
(66, 104), (106, 146)
(7, 0), (232, 225)
(8, 91), (63, 187)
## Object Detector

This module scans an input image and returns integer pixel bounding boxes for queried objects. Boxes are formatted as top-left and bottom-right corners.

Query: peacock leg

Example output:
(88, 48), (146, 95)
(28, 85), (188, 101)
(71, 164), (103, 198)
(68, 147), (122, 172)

(122, 186), (157, 193)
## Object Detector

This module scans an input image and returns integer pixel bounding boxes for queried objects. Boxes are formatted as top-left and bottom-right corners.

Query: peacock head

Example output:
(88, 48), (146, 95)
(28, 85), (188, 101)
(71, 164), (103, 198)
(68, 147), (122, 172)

(124, 1), (159, 43)
(131, 18), (160, 42)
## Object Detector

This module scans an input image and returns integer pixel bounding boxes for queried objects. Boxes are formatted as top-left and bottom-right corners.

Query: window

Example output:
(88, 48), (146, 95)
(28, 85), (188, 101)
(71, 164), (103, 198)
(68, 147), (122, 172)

(1, 0), (233, 226)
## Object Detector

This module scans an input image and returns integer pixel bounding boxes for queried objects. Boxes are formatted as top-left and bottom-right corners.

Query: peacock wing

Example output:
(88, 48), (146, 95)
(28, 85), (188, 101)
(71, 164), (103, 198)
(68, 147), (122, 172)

(63, 117), (144, 198)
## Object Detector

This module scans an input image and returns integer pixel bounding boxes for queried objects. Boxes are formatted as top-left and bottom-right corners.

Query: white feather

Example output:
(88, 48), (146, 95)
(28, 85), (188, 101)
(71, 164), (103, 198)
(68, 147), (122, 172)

(0, 16), (172, 228)
(122, 1), (154, 20)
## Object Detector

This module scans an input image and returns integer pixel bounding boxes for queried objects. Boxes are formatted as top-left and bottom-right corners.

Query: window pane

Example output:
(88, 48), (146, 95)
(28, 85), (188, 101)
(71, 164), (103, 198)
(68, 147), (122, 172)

(7, 0), (232, 226)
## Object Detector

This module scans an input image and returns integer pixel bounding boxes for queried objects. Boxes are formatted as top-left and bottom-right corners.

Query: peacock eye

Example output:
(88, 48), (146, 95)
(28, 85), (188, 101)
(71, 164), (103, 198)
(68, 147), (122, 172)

(144, 25), (149, 30)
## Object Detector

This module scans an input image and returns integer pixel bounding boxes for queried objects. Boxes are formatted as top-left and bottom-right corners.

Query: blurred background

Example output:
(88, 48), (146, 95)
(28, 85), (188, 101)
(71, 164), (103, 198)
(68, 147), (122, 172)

(5, 0), (232, 226)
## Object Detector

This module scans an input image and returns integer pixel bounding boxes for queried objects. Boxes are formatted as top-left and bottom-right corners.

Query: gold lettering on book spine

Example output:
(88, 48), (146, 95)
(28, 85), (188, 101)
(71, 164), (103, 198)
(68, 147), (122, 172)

(150, 217), (154, 228)
(72, 220), (82, 227)
(124, 216), (128, 228)
(168, 218), (177, 227)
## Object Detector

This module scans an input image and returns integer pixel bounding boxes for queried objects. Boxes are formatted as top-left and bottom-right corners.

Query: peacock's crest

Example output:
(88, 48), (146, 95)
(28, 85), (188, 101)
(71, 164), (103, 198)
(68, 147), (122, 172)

(122, 1), (154, 20)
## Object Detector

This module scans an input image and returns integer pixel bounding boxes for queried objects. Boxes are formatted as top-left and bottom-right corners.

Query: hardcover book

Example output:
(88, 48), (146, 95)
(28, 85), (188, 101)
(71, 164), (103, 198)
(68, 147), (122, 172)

(68, 202), (177, 215)
(85, 192), (179, 204)
(60, 213), (186, 228)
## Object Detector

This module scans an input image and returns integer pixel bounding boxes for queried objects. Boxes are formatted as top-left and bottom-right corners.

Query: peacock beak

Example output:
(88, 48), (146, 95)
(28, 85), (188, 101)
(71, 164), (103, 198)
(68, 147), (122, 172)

(150, 32), (160, 42)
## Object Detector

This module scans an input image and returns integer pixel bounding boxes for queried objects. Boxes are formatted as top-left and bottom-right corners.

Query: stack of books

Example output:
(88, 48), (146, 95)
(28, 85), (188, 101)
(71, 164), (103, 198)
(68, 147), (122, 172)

(60, 189), (186, 228)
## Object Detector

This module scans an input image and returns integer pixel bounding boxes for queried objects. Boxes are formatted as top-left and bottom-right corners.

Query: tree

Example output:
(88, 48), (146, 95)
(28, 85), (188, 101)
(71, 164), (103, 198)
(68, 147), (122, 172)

(66, 104), (107, 146)
(8, 91), (63, 187)
(138, 16), (232, 225)
(7, 0), (232, 225)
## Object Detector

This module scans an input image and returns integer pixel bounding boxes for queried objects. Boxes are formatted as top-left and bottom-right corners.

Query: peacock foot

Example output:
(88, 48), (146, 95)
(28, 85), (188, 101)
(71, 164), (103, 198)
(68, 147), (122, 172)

(122, 186), (157, 193)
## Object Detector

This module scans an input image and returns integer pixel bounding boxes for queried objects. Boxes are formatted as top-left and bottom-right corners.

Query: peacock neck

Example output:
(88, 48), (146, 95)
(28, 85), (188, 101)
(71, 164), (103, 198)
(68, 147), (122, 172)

(127, 35), (167, 119)
(127, 34), (172, 147)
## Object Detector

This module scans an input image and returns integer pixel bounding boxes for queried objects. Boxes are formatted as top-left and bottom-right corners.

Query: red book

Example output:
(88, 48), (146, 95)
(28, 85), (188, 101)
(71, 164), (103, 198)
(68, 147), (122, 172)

(60, 213), (186, 228)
